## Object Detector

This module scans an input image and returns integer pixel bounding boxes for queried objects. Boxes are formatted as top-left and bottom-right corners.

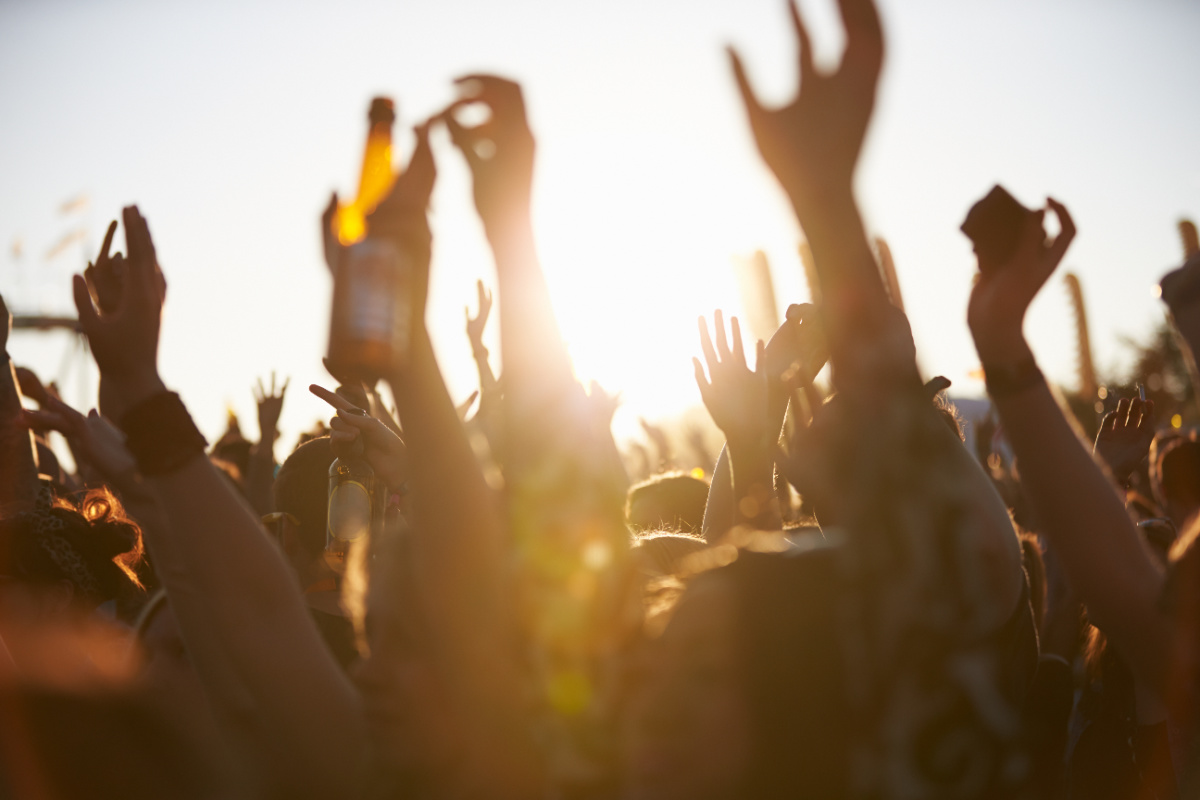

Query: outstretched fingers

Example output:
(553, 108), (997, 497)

(698, 315), (719, 374)
(786, 0), (815, 79)
(309, 383), (366, 415)
(1045, 198), (1076, 266)
(730, 316), (745, 368)
(727, 47), (765, 125)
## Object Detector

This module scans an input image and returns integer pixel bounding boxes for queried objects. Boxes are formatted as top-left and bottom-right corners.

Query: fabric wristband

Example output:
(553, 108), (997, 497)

(120, 391), (208, 475)
(983, 357), (1045, 399)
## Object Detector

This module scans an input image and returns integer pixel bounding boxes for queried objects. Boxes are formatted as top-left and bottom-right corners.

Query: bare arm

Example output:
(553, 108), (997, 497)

(968, 199), (1170, 688)
(244, 374), (287, 516)
(75, 206), (364, 797)
(0, 296), (39, 510)
(733, 0), (1022, 615)
(365, 120), (542, 796)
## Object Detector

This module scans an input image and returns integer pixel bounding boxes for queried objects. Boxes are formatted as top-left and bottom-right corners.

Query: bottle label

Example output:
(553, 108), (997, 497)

(328, 479), (372, 543)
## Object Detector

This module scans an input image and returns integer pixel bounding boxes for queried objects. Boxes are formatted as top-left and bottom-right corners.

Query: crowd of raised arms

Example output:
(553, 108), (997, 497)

(1, 1), (1199, 798)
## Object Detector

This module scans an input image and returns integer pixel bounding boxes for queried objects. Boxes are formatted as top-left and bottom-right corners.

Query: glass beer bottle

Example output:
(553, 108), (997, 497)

(325, 453), (377, 574)
(327, 96), (414, 383)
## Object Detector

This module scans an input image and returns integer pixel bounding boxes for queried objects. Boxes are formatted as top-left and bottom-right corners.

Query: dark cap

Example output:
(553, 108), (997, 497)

(368, 96), (396, 126)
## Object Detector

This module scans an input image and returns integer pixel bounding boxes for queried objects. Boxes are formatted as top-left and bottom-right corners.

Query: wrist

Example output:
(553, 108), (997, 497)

(786, 184), (857, 230)
(981, 352), (1044, 399)
(483, 205), (535, 257)
(109, 370), (168, 414)
(970, 324), (1031, 369)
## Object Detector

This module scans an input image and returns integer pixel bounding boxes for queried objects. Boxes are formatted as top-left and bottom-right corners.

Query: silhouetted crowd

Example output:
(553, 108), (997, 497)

(2, 1), (1199, 797)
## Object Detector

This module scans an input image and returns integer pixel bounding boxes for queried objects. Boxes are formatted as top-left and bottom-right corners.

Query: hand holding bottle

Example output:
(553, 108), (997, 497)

(310, 383), (408, 488)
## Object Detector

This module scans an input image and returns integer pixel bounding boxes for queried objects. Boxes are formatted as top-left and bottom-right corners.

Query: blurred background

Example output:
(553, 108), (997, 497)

(2, 0), (1198, 462)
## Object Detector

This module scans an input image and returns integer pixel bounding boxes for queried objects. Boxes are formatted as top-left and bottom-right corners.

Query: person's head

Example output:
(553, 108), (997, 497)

(623, 546), (845, 800)
(626, 473), (710, 535)
(1018, 532), (1046, 631)
(631, 532), (708, 579)
(272, 436), (336, 574)
(211, 412), (252, 479)
(1150, 432), (1200, 529)
(0, 486), (144, 618)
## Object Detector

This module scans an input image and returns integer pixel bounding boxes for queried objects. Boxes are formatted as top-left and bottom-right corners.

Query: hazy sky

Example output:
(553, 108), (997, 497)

(2, 0), (1198, 456)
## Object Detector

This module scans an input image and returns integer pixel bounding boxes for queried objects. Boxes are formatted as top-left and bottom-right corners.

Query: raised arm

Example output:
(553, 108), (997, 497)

(245, 373), (288, 515)
(694, 312), (778, 533)
(0, 295), (38, 511)
(701, 304), (826, 542)
(734, 0), (1023, 632)
(364, 121), (541, 796)
(729, 0), (891, 366)
(967, 199), (1170, 688)
(75, 206), (364, 797)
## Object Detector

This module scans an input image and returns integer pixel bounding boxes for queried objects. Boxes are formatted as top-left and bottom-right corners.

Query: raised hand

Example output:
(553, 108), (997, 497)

(84, 220), (126, 313)
(438, 75), (535, 232)
(693, 311), (768, 447)
(465, 279), (493, 351)
(253, 372), (289, 443)
(74, 206), (167, 421)
(764, 303), (827, 393)
(14, 367), (56, 408)
(309, 383), (407, 488)
(967, 199), (1076, 366)
(1094, 396), (1155, 484)
(365, 121), (437, 326)
(729, 0), (884, 216)
(0, 293), (10, 354)
(22, 397), (137, 484)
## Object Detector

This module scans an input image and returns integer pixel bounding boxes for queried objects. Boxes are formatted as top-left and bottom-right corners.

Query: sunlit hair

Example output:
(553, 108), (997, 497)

(632, 528), (793, 638)
(625, 472), (709, 534)
(1, 486), (145, 608)
(932, 393), (964, 441)
(1017, 531), (1046, 631)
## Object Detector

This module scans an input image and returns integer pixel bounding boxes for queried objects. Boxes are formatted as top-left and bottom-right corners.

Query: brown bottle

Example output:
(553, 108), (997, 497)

(324, 454), (377, 574)
(327, 97), (414, 382)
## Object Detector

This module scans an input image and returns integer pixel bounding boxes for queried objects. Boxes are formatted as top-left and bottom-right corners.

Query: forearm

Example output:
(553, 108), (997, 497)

(701, 444), (733, 543)
(487, 213), (574, 409)
(244, 439), (277, 516)
(144, 454), (365, 793)
(387, 329), (539, 792)
(987, 342), (1169, 685)
(727, 437), (780, 531)
(471, 341), (499, 398)
(0, 355), (39, 509)
(788, 190), (889, 341)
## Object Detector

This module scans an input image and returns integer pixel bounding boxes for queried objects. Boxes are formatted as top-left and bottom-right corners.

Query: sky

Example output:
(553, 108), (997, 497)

(1, 0), (1198, 459)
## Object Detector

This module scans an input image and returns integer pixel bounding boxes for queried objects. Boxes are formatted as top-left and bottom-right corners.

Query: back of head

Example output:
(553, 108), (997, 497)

(273, 436), (335, 558)
(626, 472), (710, 534)
(726, 546), (848, 798)
(0, 486), (144, 609)
(631, 532), (708, 578)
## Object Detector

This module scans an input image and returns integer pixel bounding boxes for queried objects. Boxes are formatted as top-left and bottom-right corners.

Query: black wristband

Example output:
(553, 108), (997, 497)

(983, 358), (1045, 398)
(120, 391), (208, 475)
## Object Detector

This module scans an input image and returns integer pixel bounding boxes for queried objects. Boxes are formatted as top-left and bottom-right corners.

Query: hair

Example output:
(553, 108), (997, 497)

(726, 547), (847, 798)
(932, 393), (964, 440)
(1151, 435), (1200, 512)
(273, 436), (335, 558)
(625, 471), (710, 534)
(1018, 532), (1046, 631)
(630, 531), (708, 577)
(0, 486), (145, 609)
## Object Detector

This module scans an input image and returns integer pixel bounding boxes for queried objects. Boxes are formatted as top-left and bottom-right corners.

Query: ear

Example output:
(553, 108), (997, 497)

(44, 579), (76, 617)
